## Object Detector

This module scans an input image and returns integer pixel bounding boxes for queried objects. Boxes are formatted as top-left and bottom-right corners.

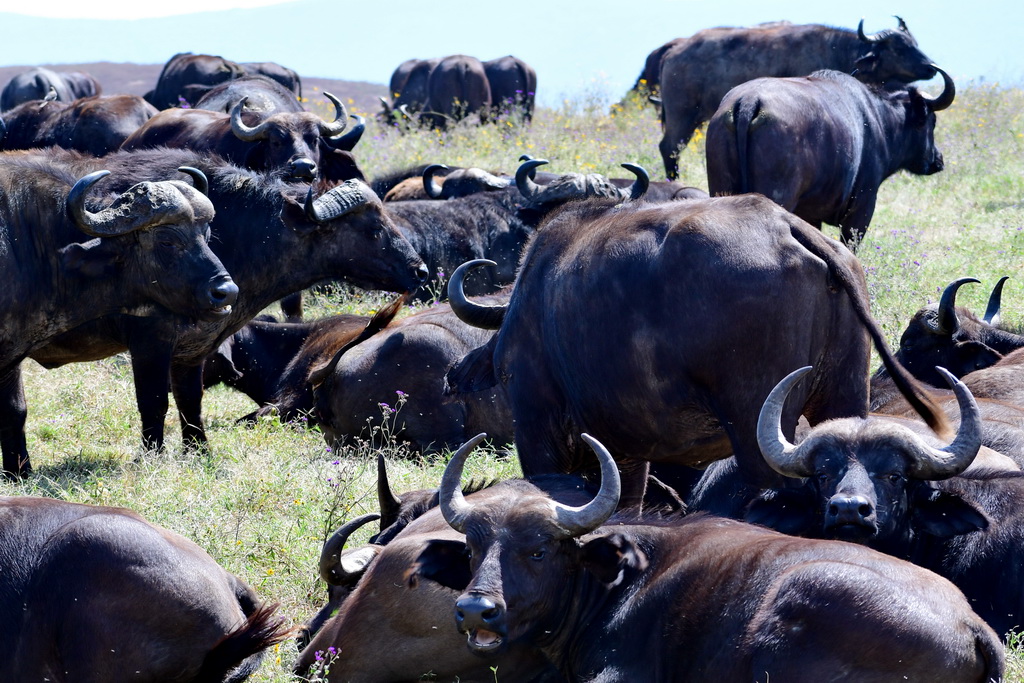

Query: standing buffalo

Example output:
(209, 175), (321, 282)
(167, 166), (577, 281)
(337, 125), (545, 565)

(483, 55), (537, 121)
(0, 495), (289, 681)
(1, 67), (101, 111)
(659, 18), (937, 178)
(422, 55), (492, 129)
(379, 58), (440, 123)
(447, 193), (945, 509)
(406, 433), (1004, 682)
(145, 52), (246, 109)
(1, 155), (236, 476)
(0, 94), (158, 155)
(28, 147), (426, 454)
(121, 91), (359, 182)
(706, 68), (955, 246)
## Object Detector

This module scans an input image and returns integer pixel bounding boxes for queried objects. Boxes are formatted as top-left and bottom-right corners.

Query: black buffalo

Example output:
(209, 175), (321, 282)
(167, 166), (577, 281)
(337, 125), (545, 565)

(241, 61), (302, 97)
(483, 55), (537, 121)
(1, 154), (236, 476)
(0, 94), (158, 155)
(387, 159), (648, 299)
(121, 90), (358, 182)
(1, 67), (101, 111)
(0, 495), (289, 681)
(877, 277), (1022, 392)
(422, 55), (492, 129)
(659, 18), (937, 178)
(748, 366), (1024, 637)
(406, 434), (1003, 681)
(447, 193), (945, 510)
(310, 293), (513, 453)
(145, 52), (246, 109)
(193, 74), (302, 114)
(379, 58), (440, 124)
(706, 68), (955, 246)
(27, 147), (427, 453)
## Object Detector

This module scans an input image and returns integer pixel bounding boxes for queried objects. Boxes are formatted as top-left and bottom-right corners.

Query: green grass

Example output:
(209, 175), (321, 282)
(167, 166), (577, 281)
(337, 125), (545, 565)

(5, 81), (1024, 680)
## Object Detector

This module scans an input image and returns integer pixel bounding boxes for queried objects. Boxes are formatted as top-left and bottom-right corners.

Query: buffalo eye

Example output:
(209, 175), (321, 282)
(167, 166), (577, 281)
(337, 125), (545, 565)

(815, 473), (830, 484)
(530, 549), (545, 561)
(887, 473), (904, 484)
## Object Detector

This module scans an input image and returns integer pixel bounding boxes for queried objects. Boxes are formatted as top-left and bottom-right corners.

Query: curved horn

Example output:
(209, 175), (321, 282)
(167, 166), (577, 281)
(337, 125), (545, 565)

(920, 65), (956, 112)
(550, 434), (621, 538)
(230, 96), (271, 141)
(318, 513), (381, 585)
(304, 181), (371, 224)
(620, 162), (650, 201)
(0, 116), (6, 146)
(329, 114), (365, 151)
(439, 433), (489, 533)
(422, 164), (449, 199)
(757, 366), (816, 478)
(397, 104), (413, 122)
(857, 18), (880, 44)
(894, 15), (909, 33)
(177, 166), (208, 196)
(516, 158), (549, 199)
(936, 277), (979, 335)
(904, 367), (982, 479)
(448, 259), (508, 330)
(983, 276), (1010, 325)
(377, 452), (402, 529)
(318, 91), (349, 137)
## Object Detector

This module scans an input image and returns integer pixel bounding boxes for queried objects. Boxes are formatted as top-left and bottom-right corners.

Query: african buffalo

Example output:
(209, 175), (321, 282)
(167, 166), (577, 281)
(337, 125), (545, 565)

(379, 58), (439, 123)
(387, 159), (647, 300)
(310, 293), (513, 453)
(241, 61), (302, 96)
(447, 193), (945, 510)
(483, 55), (537, 121)
(145, 52), (245, 109)
(122, 91), (357, 182)
(194, 74), (302, 114)
(881, 277), (1021, 390)
(422, 55), (491, 129)
(1, 67), (100, 111)
(0, 495), (289, 681)
(27, 147), (427, 453)
(659, 17), (937, 178)
(202, 313), (370, 410)
(706, 67), (955, 246)
(408, 433), (1003, 682)
(747, 366), (1024, 637)
(1, 155), (236, 476)
(0, 94), (158, 155)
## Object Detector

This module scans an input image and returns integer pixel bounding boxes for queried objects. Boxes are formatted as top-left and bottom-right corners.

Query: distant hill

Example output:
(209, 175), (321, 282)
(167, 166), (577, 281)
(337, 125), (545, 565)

(0, 62), (388, 114)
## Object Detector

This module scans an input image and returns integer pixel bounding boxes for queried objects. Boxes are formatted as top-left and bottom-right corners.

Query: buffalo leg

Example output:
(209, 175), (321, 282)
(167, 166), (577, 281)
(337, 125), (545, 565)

(837, 194), (878, 250)
(128, 331), (174, 453)
(0, 365), (30, 477)
(172, 362), (208, 450)
(279, 292), (303, 322)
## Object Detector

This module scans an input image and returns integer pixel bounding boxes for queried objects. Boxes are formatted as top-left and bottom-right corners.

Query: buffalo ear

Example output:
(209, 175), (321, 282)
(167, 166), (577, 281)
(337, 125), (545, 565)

(911, 487), (989, 539)
(581, 532), (647, 587)
(280, 195), (320, 235)
(407, 539), (471, 591)
(745, 488), (818, 537)
(319, 146), (366, 182)
(60, 239), (120, 279)
(445, 338), (499, 394)
(853, 52), (879, 77)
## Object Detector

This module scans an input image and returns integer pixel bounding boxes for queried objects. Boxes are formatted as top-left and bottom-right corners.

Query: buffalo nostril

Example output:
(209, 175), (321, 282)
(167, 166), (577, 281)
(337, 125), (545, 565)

(210, 279), (239, 306)
(415, 263), (429, 282)
(858, 504), (871, 518)
(290, 159), (317, 178)
(828, 503), (839, 517)
(481, 607), (500, 622)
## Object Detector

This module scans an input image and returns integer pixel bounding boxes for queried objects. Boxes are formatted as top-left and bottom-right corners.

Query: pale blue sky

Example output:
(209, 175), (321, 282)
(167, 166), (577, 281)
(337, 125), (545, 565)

(0, 1), (1019, 105)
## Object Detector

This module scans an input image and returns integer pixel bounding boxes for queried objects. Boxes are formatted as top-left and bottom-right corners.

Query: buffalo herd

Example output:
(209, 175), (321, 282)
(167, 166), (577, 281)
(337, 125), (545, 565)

(0, 14), (1018, 683)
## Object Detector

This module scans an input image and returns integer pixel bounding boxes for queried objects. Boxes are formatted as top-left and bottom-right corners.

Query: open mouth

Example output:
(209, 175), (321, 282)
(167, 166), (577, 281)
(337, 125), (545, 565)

(467, 628), (504, 652)
(205, 304), (233, 319)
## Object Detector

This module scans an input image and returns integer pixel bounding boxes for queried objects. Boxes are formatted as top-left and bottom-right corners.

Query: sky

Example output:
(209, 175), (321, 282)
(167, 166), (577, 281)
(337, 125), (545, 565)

(0, 0), (1020, 106)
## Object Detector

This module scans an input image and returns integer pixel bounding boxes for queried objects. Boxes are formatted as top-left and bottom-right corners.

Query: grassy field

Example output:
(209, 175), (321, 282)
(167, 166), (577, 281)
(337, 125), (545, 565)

(3, 81), (1024, 680)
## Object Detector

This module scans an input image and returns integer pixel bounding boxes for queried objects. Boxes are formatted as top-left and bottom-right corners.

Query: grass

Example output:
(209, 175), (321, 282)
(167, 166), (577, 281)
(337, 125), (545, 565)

(5, 80), (1024, 680)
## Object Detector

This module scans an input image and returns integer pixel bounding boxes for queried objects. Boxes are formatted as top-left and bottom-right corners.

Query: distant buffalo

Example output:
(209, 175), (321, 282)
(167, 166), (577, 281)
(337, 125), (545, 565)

(659, 18), (937, 178)
(1, 67), (101, 111)
(145, 52), (245, 109)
